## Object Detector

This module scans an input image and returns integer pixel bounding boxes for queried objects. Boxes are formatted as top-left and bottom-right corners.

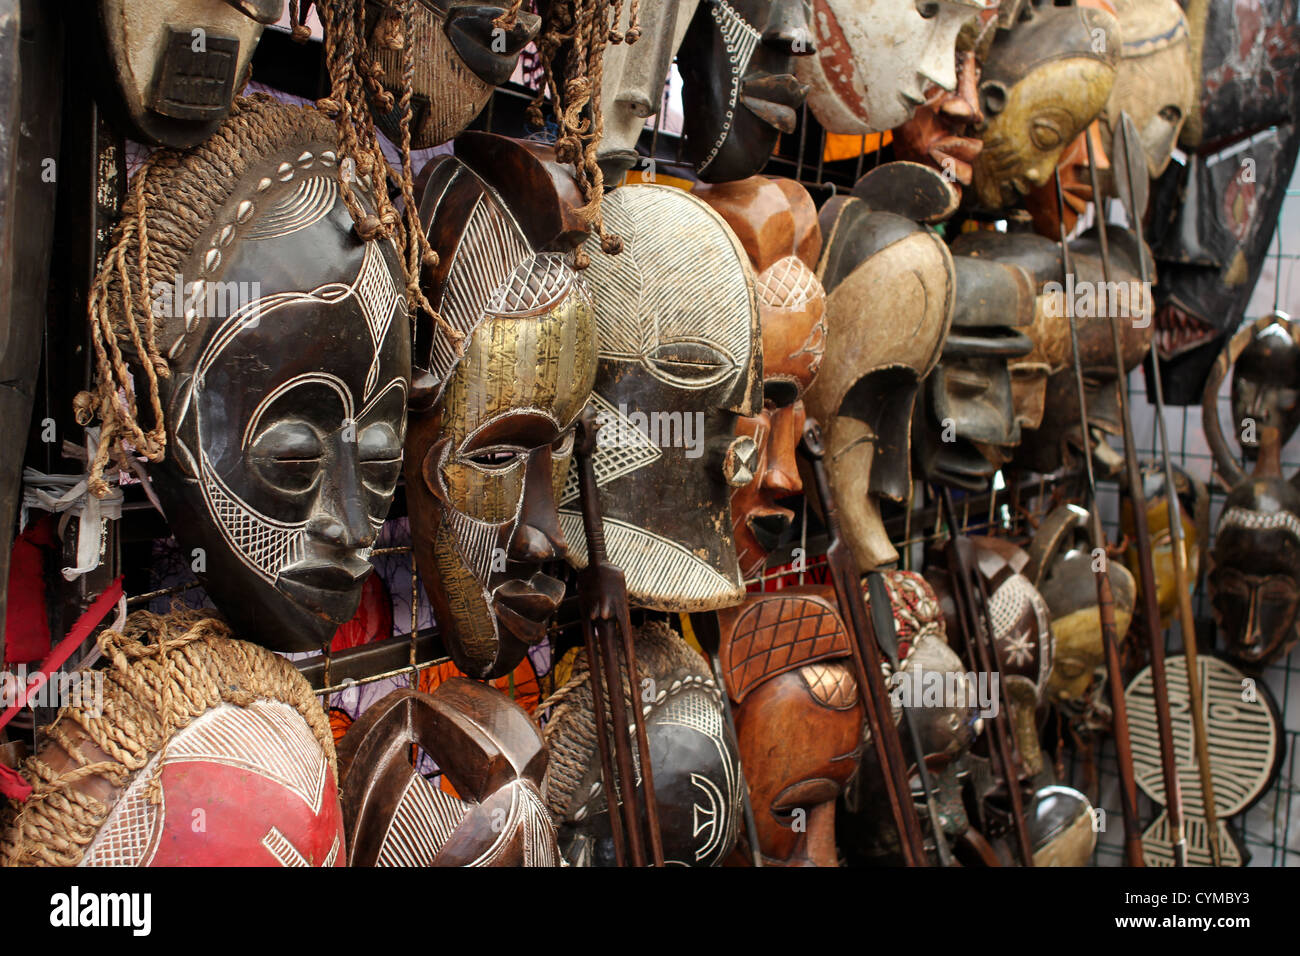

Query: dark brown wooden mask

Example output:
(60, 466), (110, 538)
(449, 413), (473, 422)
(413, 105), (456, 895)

(556, 184), (762, 611)
(96, 0), (281, 147)
(678, 0), (814, 183)
(409, 134), (596, 679)
(152, 103), (410, 652)
(337, 680), (560, 866)
(1209, 479), (1300, 667)
(695, 176), (825, 578)
(544, 621), (743, 866)
(913, 256), (1035, 491)
(1026, 505), (1136, 704)
(365, 1), (540, 149)
(804, 197), (953, 570)
(1231, 319), (1300, 464)
(970, 4), (1120, 211)
(716, 586), (862, 866)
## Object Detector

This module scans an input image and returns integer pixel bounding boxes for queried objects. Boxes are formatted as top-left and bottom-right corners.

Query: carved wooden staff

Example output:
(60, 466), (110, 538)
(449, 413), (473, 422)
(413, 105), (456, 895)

(1112, 112), (1219, 865)
(865, 571), (956, 866)
(798, 417), (929, 866)
(1081, 135), (1187, 866)
(935, 487), (1034, 867)
(1052, 172), (1146, 866)
(572, 405), (665, 867)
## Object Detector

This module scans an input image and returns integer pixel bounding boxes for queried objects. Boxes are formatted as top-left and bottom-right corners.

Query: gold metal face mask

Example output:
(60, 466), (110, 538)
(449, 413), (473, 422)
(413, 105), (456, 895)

(409, 135), (597, 679)
(971, 4), (1120, 210)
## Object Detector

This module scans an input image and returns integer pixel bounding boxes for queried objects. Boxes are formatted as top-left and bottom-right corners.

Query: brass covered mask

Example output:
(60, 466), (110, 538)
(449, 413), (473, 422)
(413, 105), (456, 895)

(408, 134), (596, 679)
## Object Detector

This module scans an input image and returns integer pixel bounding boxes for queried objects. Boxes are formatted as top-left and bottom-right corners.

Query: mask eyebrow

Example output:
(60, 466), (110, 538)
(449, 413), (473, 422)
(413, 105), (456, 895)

(241, 372), (353, 449)
(458, 408), (562, 454)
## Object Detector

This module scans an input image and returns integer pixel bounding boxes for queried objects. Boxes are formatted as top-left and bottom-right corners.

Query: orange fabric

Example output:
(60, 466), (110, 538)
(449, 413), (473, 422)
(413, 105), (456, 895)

(821, 130), (891, 164)
(417, 655), (542, 714)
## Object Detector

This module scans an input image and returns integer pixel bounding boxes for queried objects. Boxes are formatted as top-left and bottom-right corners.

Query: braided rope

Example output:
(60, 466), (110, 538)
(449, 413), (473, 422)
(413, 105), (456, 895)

(0, 609), (335, 867)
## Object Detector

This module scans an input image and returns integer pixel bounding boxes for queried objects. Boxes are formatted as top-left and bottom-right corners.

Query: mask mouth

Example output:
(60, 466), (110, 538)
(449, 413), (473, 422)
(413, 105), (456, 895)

(493, 572), (566, 646)
(277, 557), (373, 621)
(740, 73), (808, 133)
(747, 511), (793, 553)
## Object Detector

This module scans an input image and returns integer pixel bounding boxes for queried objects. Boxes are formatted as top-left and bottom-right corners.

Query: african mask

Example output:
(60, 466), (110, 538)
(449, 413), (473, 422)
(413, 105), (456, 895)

(337, 680), (560, 866)
(797, 0), (984, 135)
(544, 620), (743, 866)
(1147, 122), (1300, 402)
(1025, 784), (1097, 865)
(716, 586), (862, 866)
(804, 196), (953, 571)
(1094, 0), (1194, 181)
(556, 184), (762, 611)
(598, 0), (700, 180)
(1120, 465), (1208, 629)
(913, 255), (1035, 491)
(1022, 121), (1107, 238)
(134, 99), (410, 652)
(365, 1), (541, 149)
(894, 48), (987, 194)
(408, 133), (596, 679)
(1231, 317), (1300, 464)
(970, 3), (1120, 211)
(96, 0), (282, 147)
(1178, 0), (1300, 151)
(678, 0), (815, 183)
(695, 176), (825, 579)
(1026, 505), (1136, 704)
(1, 614), (345, 867)
(1126, 654), (1284, 865)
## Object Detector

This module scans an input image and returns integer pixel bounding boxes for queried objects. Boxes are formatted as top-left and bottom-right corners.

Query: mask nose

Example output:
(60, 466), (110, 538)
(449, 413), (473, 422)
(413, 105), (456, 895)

(506, 446), (568, 564)
(310, 445), (374, 552)
(762, 3), (815, 55)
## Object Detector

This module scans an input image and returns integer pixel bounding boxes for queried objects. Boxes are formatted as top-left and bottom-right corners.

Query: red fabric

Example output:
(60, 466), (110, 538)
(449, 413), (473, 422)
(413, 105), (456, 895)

(4, 516), (56, 664)
(329, 572), (393, 652)
(0, 577), (124, 801)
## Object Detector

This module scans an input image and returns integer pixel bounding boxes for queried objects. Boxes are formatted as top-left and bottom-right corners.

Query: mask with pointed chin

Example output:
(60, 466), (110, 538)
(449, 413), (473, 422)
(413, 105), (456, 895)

(408, 134), (596, 679)
(695, 176), (826, 579)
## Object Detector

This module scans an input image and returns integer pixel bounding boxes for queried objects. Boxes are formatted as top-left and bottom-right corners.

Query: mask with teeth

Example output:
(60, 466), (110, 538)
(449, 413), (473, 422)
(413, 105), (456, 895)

(970, 3), (1120, 212)
(678, 0), (816, 183)
(695, 176), (826, 579)
(798, 0), (986, 135)
(557, 184), (763, 611)
(407, 133), (596, 679)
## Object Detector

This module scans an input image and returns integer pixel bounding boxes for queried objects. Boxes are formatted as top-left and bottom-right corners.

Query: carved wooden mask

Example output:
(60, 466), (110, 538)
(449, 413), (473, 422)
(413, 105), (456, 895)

(894, 48), (987, 193)
(695, 176), (826, 579)
(678, 0), (815, 183)
(544, 621), (743, 866)
(337, 680), (560, 866)
(153, 105), (410, 652)
(804, 197), (953, 571)
(971, 3), (1120, 211)
(716, 586), (862, 866)
(1026, 505), (1136, 703)
(365, 1), (540, 149)
(557, 184), (762, 611)
(1231, 320), (1300, 465)
(598, 0), (700, 179)
(798, 0), (985, 135)
(409, 134), (596, 679)
(97, 0), (282, 147)
(1120, 465), (1207, 629)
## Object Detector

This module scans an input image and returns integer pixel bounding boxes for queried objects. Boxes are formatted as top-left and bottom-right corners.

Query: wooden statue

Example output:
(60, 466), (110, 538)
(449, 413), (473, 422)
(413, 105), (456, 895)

(544, 620), (743, 866)
(337, 679), (560, 866)
(803, 195), (953, 571)
(715, 585), (862, 866)
(694, 175), (825, 579)
(95, 0), (282, 146)
(2, 612), (344, 866)
(677, 0), (815, 182)
(408, 133), (595, 679)
(798, 0), (984, 135)
(970, 3), (1120, 211)
(364, 0), (540, 149)
(556, 184), (762, 611)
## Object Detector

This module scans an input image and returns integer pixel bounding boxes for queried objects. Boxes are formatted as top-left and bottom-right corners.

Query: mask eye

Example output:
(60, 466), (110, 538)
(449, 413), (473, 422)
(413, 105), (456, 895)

(1030, 118), (1063, 151)
(249, 420), (324, 495)
(357, 422), (403, 496)
(467, 447), (526, 470)
(916, 0), (940, 16)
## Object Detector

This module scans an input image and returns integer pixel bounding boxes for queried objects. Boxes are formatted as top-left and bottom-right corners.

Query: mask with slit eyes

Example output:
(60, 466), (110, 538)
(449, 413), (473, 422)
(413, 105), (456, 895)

(1231, 320), (1300, 465)
(557, 183), (762, 611)
(695, 176), (825, 579)
(803, 196), (953, 571)
(364, 0), (540, 149)
(798, 0), (985, 135)
(678, 0), (816, 183)
(407, 134), (596, 679)
(970, 3), (1120, 211)
(151, 101), (410, 652)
